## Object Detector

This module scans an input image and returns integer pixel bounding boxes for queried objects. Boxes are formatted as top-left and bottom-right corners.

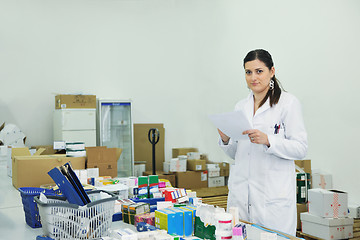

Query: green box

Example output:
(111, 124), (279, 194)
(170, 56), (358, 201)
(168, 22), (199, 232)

(297, 172), (311, 203)
(194, 216), (216, 240)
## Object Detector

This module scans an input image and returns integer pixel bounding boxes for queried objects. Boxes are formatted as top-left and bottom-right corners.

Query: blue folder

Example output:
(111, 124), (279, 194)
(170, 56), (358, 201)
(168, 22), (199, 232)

(48, 162), (90, 206)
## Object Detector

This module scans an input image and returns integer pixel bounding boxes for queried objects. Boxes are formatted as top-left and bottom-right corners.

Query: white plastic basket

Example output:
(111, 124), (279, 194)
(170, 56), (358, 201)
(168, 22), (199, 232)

(34, 190), (117, 240)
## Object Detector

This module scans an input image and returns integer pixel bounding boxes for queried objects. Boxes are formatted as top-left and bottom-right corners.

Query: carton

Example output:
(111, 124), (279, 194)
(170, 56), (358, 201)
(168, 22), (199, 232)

(295, 159), (311, 174)
(187, 159), (206, 171)
(0, 123), (26, 147)
(218, 162), (230, 177)
(55, 94), (96, 109)
(206, 164), (220, 177)
(134, 124), (165, 172)
(175, 171), (208, 189)
(208, 176), (225, 188)
(300, 212), (354, 240)
(308, 189), (348, 218)
(86, 146), (122, 178)
(297, 203), (307, 230)
(172, 148), (198, 158)
(169, 158), (187, 172)
(312, 171), (333, 189)
(12, 151), (85, 189)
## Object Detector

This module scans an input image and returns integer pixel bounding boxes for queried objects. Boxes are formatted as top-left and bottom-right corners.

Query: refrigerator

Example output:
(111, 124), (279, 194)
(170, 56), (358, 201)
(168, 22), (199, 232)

(97, 100), (134, 177)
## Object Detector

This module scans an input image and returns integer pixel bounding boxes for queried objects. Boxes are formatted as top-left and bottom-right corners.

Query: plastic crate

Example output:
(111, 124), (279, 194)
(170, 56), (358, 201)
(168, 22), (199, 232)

(18, 187), (59, 228)
(34, 190), (117, 240)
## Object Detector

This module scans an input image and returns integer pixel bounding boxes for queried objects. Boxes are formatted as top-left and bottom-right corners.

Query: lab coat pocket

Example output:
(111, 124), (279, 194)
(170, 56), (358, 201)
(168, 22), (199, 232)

(265, 170), (293, 204)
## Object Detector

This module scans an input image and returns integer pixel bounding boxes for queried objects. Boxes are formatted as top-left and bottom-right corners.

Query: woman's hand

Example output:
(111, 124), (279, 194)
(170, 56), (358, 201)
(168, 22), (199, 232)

(218, 129), (230, 144)
(243, 129), (270, 147)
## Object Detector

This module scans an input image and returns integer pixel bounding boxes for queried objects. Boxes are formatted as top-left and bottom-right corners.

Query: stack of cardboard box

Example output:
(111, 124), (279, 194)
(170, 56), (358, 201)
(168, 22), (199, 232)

(300, 189), (354, 239)
(172, 148), (208, 189)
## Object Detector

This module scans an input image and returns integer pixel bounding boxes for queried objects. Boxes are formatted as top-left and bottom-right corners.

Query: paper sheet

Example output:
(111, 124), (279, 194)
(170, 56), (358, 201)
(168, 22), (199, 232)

(209, 110), (252, 140)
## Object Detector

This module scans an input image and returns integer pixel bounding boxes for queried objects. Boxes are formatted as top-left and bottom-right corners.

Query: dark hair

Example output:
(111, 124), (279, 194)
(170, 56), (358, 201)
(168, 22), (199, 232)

(243, 49), (282, 108)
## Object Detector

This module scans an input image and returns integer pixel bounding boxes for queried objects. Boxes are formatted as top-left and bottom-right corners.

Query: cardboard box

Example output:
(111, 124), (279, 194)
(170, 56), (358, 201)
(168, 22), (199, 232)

(172, 148), (198, 158)
(31, 145), (58, 155)
(208, 176), (225, 188)
(312, 172), (333, 189)
(218, 162), (230, 176)
(12, 152), (85, 189)
(297, 203), (308, 230)
(187, 159), (206, 171)
(295, 159), (311, 174)
(300, 212), (354, 240)
(86, 146), (122, 178)
(55, 94), (96, 109)
(143, 171), (176, 187)
(308, 189), (348, 218)
(134, 124), (165, 172)
(348, 205), (360, 218)
(206, 164), (220, 177)
(175, 171), (208, 189)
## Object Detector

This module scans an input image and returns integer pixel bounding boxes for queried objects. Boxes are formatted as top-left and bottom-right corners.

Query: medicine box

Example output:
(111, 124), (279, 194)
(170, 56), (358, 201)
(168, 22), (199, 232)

(155, 209), (177, 235)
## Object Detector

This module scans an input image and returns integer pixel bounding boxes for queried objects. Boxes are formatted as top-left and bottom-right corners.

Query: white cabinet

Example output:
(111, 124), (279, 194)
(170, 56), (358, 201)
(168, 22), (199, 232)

(53, 109), (96, 146)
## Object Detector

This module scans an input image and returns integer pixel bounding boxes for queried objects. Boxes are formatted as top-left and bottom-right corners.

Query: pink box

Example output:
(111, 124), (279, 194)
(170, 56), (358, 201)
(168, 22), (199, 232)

(134, 212), (155, 226)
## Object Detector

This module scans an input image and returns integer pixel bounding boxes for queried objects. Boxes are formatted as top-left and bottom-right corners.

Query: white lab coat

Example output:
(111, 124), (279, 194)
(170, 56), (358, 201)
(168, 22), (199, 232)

(219, 91), (307, 236)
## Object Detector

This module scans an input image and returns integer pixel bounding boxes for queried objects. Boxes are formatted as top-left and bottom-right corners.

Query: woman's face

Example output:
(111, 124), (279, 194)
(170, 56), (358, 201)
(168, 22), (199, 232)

(244, 59), (275, 95)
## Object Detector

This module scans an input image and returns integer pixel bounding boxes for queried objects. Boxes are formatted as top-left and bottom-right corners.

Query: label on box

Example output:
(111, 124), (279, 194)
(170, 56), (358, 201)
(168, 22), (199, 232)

(201, 172), (207, 181)
(61, 104), (66, 108)
(196, 165), (202, 170)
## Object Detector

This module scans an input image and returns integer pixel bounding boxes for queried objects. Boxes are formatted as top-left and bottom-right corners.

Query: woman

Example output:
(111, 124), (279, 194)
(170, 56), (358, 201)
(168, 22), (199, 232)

(218, 49), (307, 235)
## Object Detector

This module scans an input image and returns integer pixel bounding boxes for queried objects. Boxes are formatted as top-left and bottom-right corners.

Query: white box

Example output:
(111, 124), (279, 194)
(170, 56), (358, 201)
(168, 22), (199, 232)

(312, 172), (333, 189)
(207, 163), (220, 177)
(208, 176), (225, 188)
(187, 152), (201, 160)
(169, 158), (187, 172)
(348, 205), (360, 218)
(300, 212), (353, 240)
(308, 189), (348, 218)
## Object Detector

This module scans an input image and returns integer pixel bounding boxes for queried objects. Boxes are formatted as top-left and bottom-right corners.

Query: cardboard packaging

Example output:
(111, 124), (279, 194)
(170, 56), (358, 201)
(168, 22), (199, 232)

(208, 176), (225, 188)
(169, 158), (187, 172)
(308, 189), (348, 218)
(0, 123), (26, 147)
(297, 172), (311, 203)
(297, 203), (308, 230)
(55, 94), (96, 109)
(187, 159), (206, 171)
(300, 212), (354, 240)
(295, 159), (311, 174)
(172, 148), (198, 158)
(206, 164), (220, 177)
(86, 146), (122, 178)
(312, 171), (333, 189)
(12, 149), (85, 189)
(348, 205), (360, 218)
(218, 162), (230, 177)
(175, 171), (208, 189)
(134, 124), (165, 172)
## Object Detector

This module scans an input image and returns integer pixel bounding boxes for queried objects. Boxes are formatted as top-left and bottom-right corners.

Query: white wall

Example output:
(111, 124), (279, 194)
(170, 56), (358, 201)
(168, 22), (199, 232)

(1, 0), (359, 201)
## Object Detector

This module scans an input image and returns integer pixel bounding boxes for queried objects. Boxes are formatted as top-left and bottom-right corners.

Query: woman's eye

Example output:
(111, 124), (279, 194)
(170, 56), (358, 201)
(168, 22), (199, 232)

(245, 71), (251, 75)
(256, 70), (263, 74)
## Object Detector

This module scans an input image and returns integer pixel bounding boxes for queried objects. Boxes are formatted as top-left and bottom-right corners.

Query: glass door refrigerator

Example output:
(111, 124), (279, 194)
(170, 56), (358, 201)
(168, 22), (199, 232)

(97, 100), (134, 177)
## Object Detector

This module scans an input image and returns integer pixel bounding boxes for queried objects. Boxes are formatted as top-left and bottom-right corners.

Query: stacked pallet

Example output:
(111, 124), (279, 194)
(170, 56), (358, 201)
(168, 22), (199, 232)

(191, 186), (228, 210)
(353, 218), (360, 240)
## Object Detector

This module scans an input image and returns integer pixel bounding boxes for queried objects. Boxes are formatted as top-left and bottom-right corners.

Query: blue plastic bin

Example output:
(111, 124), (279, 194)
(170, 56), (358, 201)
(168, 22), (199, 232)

(18, 187), (58, 228)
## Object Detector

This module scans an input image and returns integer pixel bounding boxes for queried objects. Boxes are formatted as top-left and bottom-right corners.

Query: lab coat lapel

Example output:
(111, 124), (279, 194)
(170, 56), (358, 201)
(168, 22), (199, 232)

(254, 97), (270, 117)
(243, 93), (254, 128)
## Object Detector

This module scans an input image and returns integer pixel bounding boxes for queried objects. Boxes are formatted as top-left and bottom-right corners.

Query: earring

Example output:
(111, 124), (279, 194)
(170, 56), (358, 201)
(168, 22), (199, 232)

(269, 79), (274, 90)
